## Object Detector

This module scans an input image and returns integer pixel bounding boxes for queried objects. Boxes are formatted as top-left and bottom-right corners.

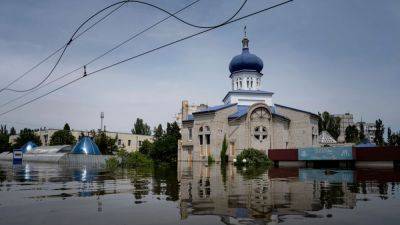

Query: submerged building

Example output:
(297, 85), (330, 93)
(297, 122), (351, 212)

(178, 33), (319, 162)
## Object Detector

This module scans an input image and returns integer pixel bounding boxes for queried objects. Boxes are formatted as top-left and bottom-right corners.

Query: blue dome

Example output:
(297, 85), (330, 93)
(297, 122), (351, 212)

(20, 141), (38, 153)
(229, 48), (263, 73)
(71, 137), (101, 155)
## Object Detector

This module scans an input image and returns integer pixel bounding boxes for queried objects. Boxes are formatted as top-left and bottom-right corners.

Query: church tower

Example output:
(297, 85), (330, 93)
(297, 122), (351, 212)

(223, 28), (274, 106)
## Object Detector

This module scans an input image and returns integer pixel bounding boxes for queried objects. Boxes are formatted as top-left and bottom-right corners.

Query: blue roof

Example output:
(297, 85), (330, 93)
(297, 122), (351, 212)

(228, 105), (249, 120)
(20, 141), (38, 153)
(229, 48), (263, 73)
(71, 137), (101, 155)
(192, 103), (237, 115)
(228, 105), (289, 121)
(275, 104), (319, 117)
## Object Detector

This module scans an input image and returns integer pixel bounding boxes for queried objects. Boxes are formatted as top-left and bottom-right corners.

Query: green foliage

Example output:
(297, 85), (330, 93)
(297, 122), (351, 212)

(0, 125), (11, 153)
(318, 112), (341, 140)
(374, 119), (385, 146)
(220, 135), (228, 163)
(132, 118), (151, 135)
(359, 122), (366, 141)
(237, 166), (268, 180)
(150, 135), (178, 162)
(94, 131), (118, 155)
(148, 121), (181, 163)
(14, 128), (42, 149)
(235, 148), (271, 167)
(387, 129), (400, 146)
(63, 123), (71, 131)
(153, 124), (164, 140)
(345, 125), (359, 143)
(10, 127), (16, 135)
(208, 155), (215, 164)
(105, 151), (153, 170)
(105, 157), (120, 171)
(50, 123), (76, 145)
(139, 139), (153, 155)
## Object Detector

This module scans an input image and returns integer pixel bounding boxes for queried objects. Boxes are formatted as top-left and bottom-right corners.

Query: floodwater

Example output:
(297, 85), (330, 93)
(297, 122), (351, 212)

(1, 162), (400, 225)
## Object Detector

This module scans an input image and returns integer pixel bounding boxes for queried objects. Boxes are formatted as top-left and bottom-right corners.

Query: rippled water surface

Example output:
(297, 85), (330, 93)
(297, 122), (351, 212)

(1, 162), (400, 225)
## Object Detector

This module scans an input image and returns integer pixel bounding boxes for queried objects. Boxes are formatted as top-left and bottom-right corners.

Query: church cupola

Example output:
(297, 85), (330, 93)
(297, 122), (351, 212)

(223, 28), (274, 107)
(229, 27), (264, 91)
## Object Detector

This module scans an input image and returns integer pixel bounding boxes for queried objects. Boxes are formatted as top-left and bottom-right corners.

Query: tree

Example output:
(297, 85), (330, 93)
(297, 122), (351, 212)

(63, 123), (71, 131)
(358, 122), (366, 141)
(387, 127), (393, 146)
(131, 118), (151, 135)
(153, 124), (164, 140)
(0, 125), (11, 153)
(50, 127), (76, 146)
(139, 140), (153, 155)
(10, 127), (16, 135)
(318, 112), (341, 140)
(14, 128), (42, 149)
(374, 119), (384, 146)
(148, 121), (181, 162)
(345, 125), (359, 143)
(220, 135), (228, 163)
(94, 131), (118, 155)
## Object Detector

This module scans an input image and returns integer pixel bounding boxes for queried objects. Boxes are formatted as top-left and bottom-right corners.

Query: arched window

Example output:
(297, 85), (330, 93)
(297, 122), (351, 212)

(205, 126), (210, 132)
(199, 127), (203, 132)
(246, 77), (250, 88)
(238, 77), (242, 89)
(250, 77), (253, 88)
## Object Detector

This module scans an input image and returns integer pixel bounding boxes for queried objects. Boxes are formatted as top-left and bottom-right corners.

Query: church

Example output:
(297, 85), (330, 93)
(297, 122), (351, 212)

(178, 33), (319, 162)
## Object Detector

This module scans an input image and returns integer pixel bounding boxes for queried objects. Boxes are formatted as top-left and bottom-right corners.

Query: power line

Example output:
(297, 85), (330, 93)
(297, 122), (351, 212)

(0, 0), (294, 117)
(0, 2), (126, 93)
(0, 0), (247, 93)
(0, 0), (202, 109)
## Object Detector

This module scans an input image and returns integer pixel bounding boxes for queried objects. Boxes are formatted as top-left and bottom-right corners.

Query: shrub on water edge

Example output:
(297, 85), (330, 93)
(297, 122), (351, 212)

(235, 148), (271, 167)
(124, 152), (153, 168)
(208, 155), (215, 164)
(106, 151), (153, 170)
(105, 157), (120, 171)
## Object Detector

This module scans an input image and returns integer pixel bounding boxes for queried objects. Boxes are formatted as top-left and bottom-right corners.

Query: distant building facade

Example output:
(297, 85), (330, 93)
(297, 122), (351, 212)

(178, 34), (319, 162)
(10, 128), (152, 153)
(335, 113), (354, 143)
(356, 122), (376, 143)
(175, 101), (208, 129)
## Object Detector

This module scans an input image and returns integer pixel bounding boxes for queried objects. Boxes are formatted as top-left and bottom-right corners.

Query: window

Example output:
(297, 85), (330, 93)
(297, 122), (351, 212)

(250, 78), (253, 88)
(128, 140), (131, 146)
(189, 128), (192, 141)
(199, 135), (203, 145)
(246, 78), (250, 88)
(205, 126), (210, 132)
(254, 126), (268, 142)
(205, 134), (211, 145)
(118, 139), (121, 145)
(238, 77), (242, 89)
(199, 127), (203, 132)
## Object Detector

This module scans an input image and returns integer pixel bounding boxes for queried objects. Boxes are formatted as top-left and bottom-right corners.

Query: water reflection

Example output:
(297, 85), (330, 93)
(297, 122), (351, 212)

(0, 161), (400, 225)
(178, 162), (400, 224)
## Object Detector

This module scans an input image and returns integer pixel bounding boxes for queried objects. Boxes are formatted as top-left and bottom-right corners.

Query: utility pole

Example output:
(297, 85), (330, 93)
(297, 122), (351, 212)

(100, 112), (104, 131)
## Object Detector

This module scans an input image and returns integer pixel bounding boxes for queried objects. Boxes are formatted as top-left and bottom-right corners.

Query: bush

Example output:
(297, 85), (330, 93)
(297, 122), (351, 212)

(105, 157), (120, 171)
(220, 135), (228, 163)
(235, 148), (271, 167)
(124, 152), (153, 168)
(208, 155), (215, 164)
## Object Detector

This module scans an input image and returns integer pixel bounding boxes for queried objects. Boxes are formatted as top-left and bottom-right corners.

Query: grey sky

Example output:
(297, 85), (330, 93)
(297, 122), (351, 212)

(0, 0), (399, 133)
